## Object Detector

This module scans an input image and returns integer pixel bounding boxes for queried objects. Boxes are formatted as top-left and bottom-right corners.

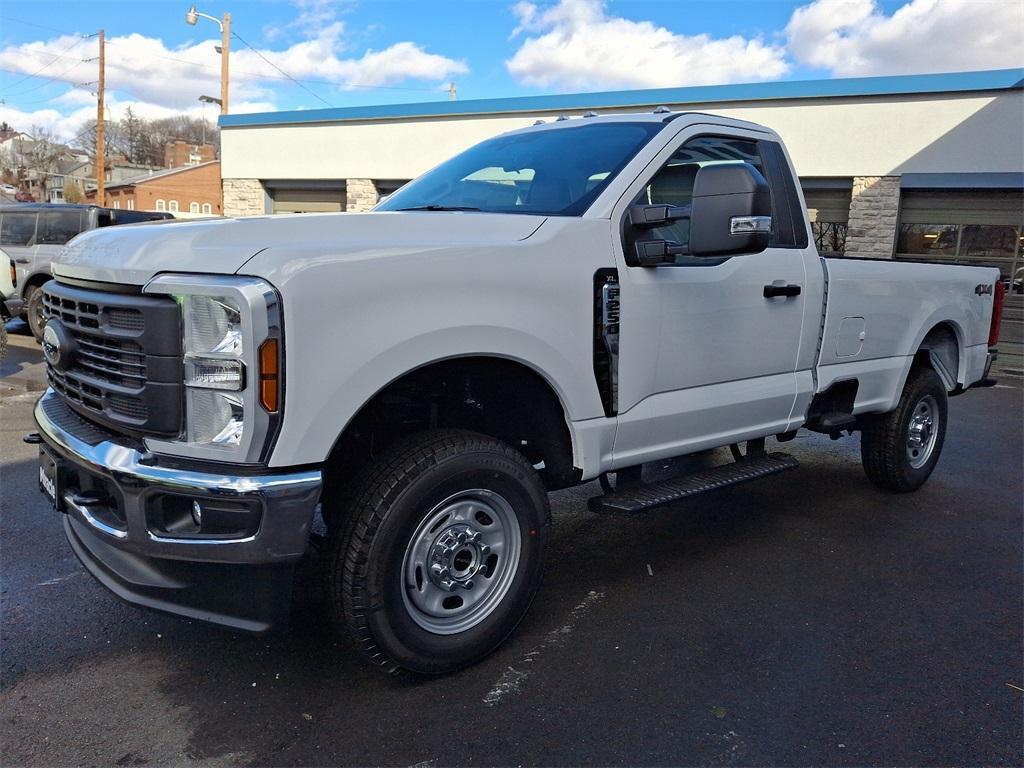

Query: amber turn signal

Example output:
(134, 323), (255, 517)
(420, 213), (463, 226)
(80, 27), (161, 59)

(258, 338), (279, 413)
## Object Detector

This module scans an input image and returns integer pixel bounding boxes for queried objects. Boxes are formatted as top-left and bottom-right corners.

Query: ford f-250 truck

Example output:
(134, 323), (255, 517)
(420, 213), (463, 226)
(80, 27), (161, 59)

(30, 111), (1005, 674)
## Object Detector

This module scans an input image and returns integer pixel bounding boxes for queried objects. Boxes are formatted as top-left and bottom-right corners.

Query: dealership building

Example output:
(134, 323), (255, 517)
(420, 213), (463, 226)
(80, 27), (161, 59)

(219, 68), (1023, 367)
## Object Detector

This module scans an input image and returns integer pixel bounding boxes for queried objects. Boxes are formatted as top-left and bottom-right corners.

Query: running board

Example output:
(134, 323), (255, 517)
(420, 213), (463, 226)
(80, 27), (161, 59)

(588, 453), (799, 515)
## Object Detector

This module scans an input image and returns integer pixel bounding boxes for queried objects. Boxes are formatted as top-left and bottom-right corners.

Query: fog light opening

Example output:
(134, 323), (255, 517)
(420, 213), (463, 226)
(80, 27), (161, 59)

(191, 500), (203, 527)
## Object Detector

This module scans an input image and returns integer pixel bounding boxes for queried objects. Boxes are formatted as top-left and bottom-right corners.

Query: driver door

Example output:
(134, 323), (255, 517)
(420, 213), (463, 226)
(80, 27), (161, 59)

(610, 129), (810, 466)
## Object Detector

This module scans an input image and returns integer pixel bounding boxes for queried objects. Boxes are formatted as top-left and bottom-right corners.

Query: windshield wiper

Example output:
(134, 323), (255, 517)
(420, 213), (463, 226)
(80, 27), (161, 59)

(395, 204), (482, 212)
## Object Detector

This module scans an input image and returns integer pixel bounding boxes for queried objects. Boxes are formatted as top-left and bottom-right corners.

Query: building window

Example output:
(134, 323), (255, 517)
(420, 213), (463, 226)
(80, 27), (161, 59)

(201, 203), (212, 214)
(897, 224), (960, 257)
(168, 200), (179, 213)
(127, 199), (134, 210)
(113, 200), (120, 209)
(155, 199), (166, 211)
(811, 221), (848, 255)
(190, 202), (200, 214)
(897, 223), (1022, 285)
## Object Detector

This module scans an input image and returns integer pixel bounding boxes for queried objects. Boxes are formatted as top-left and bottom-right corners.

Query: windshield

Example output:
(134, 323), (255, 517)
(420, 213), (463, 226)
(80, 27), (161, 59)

(376, 122), (663, 217)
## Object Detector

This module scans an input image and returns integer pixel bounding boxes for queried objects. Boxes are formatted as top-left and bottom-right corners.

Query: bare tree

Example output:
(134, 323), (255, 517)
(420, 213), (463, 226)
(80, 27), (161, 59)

(24, 126), (68, 193)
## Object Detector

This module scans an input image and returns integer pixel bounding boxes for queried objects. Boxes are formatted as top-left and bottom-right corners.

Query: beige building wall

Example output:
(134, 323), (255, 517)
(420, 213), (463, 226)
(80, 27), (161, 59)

(219, 87), (1022, 260)
(221, 91), (1024, 182)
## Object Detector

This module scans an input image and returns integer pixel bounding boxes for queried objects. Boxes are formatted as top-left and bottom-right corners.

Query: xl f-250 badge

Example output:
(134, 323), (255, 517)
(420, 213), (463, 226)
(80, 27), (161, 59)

(975, 283), (994, 295)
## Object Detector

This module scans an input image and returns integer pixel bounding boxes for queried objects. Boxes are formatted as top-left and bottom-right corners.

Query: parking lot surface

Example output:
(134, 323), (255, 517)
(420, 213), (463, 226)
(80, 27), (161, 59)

(1, 334), (1022, 767)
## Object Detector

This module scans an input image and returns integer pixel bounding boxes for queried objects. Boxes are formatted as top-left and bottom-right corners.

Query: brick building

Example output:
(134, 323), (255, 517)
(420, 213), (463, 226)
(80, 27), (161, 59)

(164, 140), (217, 169)
(85, 161), (222, 217)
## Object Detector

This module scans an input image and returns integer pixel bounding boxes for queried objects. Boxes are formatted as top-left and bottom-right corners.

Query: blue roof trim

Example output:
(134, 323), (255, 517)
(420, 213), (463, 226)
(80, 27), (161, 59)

(220, 68), (1024, 128)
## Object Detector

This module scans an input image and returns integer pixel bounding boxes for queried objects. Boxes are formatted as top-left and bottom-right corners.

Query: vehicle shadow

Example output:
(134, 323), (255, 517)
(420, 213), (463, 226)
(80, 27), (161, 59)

(1, 319), (41, 381)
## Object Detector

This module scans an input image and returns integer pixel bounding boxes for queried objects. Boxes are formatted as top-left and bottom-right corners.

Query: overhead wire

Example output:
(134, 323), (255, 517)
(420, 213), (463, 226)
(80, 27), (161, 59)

(0, 32), (93, 93)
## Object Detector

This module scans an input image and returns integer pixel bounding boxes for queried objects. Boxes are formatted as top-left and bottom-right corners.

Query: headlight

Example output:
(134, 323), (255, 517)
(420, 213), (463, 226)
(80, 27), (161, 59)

(142, 274), (283, 464)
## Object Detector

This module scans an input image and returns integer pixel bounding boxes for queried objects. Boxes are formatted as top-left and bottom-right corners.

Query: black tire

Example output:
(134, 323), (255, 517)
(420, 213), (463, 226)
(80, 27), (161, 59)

(0, 323), (7, 361)
(25, 286), (46, 341)
(861, 367), (948, 493)
(326, 429), (550, 675)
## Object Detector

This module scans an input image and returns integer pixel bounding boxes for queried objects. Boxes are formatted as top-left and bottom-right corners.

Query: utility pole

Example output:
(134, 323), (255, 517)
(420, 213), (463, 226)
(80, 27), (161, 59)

(96, 29), (105, 207)
(220, 12), (230, 114)
(449, 81), (456, 101)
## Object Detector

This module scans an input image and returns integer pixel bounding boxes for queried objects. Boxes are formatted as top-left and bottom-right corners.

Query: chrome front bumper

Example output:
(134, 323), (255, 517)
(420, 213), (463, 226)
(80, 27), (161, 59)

(34, 389), (323, 632)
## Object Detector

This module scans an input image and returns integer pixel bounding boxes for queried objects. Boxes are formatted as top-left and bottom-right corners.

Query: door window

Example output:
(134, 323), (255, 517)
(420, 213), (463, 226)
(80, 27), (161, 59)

(36, 210), (85, 244)
(637, 135), (808, 257)
(639, 136), (766, 254)
(0, 212), (37, 246)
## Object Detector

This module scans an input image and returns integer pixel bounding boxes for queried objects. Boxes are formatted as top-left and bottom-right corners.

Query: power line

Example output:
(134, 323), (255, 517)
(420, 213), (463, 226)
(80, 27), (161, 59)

(228, 29), (334, 107)
(0, 33), (92, 92)
(2, 58), (88, 99)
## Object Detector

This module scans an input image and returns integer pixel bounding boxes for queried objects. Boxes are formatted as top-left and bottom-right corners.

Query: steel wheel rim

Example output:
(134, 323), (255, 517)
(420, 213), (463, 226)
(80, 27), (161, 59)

(906, 394), (939, 469)
(401, 489), (522, 635)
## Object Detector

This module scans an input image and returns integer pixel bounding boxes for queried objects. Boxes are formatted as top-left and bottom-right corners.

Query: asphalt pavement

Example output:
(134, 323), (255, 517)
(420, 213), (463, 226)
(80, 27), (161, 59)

(1, 331), (1022, 767)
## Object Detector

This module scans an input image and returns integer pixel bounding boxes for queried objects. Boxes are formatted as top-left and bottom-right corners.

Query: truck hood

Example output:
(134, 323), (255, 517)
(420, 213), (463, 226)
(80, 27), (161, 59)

(53, 211), (547, 286)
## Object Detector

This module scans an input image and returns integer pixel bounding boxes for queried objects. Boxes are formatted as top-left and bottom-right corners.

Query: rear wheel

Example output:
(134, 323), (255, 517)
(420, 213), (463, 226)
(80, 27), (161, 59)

(326, 429), (550, 674)
(861, 367), (948, 492)
(25, 286), (46, 341)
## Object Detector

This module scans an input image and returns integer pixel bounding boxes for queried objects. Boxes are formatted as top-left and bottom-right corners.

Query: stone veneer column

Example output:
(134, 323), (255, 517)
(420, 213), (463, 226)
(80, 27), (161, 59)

(345, 179), (378, 212)
(844, 176), (901, 258)
(222, 178), (266, 217)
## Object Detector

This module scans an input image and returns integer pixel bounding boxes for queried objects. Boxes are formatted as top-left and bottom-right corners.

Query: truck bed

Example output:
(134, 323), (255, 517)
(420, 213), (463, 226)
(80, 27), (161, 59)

(815, 256), (999, 414)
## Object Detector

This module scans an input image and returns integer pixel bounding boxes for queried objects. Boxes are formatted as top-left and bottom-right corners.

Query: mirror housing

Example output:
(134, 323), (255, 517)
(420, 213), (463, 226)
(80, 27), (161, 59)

(627, 203), (689, 229)
(634, 239), (685, 266)
(688, 162), (772, 257)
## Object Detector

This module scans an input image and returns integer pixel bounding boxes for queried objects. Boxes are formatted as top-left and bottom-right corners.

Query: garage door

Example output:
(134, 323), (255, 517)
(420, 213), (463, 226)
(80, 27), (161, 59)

(268, 184), (346, 214)
(896, 189), (1023, 372)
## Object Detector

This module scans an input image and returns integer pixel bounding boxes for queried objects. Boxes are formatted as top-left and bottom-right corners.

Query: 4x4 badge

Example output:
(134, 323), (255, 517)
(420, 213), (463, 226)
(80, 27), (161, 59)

(975, 284), (993, 295)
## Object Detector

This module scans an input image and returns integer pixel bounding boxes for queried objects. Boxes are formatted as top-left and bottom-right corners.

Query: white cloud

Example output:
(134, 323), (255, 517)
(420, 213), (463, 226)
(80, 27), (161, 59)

(786, 0), (1024, 76)
(505, 0), (789, 90)
(0, 12), (466, 140)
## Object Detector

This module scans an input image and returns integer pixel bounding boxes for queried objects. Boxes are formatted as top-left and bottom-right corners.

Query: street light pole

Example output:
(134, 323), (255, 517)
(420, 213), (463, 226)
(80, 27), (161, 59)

(220, 13), (230, 115)
(186, 5), (229, 114)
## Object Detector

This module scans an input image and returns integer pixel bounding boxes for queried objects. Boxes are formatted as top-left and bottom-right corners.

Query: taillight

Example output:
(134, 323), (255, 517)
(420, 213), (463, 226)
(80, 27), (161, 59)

(258, 338), (280, 413)
(988, 280), (1005, 347)
(9, 260), (15, 288)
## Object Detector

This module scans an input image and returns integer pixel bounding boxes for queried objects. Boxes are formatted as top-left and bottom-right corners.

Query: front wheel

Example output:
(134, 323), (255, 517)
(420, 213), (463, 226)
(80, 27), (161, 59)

(25, 286), (47, 341)
(326, 429), (550, 674)
(861, 367), (948, 493)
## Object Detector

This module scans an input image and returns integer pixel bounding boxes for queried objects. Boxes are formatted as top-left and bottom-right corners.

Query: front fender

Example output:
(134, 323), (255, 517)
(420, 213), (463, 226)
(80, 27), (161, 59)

(268, 325), (600, 467)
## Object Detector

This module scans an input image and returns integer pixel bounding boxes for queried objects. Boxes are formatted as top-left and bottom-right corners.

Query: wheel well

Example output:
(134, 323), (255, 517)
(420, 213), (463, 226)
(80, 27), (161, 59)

(22, 273), (51, 296)
(914, 322), (960, 390)
(323, 357), (578, 521)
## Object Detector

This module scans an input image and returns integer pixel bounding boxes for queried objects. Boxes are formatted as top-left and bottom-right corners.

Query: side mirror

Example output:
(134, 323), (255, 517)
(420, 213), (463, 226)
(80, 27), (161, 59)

(688, 163), (772, 257)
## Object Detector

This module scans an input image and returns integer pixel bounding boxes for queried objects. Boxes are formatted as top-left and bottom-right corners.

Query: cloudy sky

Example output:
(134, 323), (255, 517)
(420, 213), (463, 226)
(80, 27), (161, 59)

(1, 0), (1021, 143)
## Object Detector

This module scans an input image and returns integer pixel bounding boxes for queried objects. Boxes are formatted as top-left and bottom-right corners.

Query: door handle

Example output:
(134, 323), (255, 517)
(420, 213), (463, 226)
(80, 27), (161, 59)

(14, 257), (30, 264)
(763, 283), (801, 298)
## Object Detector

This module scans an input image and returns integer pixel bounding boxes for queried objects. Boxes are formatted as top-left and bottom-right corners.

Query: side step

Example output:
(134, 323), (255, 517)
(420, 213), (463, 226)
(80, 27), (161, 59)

(588, 452), (799, 515)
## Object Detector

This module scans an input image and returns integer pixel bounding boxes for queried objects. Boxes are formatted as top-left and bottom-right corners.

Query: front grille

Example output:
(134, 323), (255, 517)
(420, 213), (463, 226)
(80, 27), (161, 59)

(43, 280), (184, 437)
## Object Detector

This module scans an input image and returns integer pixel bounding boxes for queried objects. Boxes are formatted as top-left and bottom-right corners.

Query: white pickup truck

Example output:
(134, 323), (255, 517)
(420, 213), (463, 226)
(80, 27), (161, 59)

(32, 111), (1005, 674)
